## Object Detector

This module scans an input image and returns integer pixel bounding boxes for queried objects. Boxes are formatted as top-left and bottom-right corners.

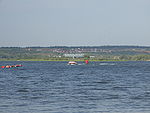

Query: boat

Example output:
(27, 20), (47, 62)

(68, 61), (77, 65)
(1, 64), (22, 68)
(85, 60), (89, 64)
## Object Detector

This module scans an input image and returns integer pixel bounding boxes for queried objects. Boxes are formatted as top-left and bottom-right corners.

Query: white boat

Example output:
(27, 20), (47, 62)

(68, 61), (77, 65)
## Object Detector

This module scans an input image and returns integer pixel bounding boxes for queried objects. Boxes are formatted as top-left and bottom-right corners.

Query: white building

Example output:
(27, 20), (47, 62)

(64, 54), (84, 58)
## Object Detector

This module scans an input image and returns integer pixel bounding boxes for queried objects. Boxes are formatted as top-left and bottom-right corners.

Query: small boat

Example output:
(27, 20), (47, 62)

(85, 60), (89, 64)
(14, 64), (22, 67)
(68, 61), (77, 65)
(1, 64), (23, 68)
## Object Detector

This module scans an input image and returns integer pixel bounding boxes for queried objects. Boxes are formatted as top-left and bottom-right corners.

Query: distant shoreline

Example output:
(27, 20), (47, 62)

(0, 59), (149, 62)
(1, 46), (150, 61)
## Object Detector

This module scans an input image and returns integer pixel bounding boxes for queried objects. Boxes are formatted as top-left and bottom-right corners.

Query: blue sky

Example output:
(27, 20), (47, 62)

(0, 0), (150, 47)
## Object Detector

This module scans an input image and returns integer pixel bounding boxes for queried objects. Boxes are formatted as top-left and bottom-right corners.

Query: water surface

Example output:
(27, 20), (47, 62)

(0, 61), (150, 113)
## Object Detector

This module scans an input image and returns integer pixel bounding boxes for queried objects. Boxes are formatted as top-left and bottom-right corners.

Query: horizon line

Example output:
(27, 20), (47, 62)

(0, 45), (150, 48)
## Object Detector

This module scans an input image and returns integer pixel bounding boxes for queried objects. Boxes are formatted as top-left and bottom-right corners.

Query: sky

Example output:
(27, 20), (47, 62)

(0, 0), (150, 47)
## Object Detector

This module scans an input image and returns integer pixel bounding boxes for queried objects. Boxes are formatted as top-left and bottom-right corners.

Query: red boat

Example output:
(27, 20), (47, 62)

(1, 64), (22, 68)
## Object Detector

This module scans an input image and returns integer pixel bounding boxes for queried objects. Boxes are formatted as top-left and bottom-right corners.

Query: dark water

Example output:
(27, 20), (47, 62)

(0, 61), (150, 113)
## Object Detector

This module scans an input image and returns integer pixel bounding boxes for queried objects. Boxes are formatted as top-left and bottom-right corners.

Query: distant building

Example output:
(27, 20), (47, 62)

(64, 54), (84, 58)
(90, 56), (95, 58)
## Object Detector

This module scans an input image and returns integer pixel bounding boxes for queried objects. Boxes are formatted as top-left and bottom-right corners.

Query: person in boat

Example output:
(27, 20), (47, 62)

(15, 64), (22, 67)
(5, 65), (11, 68)
(1, 66), (5, 68)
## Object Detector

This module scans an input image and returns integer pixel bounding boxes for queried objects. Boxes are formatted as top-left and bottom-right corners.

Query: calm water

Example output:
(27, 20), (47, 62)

(0, 61), (150, 113)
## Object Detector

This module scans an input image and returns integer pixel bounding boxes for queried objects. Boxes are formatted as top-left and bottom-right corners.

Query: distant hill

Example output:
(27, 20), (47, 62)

(0, 46), (150, 61)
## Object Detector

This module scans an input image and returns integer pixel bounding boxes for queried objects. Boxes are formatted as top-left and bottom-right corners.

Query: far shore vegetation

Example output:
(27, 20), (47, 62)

(0, 46), (150, 61)
(0, 56), (150, 61)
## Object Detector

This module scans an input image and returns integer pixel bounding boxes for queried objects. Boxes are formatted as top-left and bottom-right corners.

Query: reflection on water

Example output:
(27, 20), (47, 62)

(0, 61), (150, 113)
